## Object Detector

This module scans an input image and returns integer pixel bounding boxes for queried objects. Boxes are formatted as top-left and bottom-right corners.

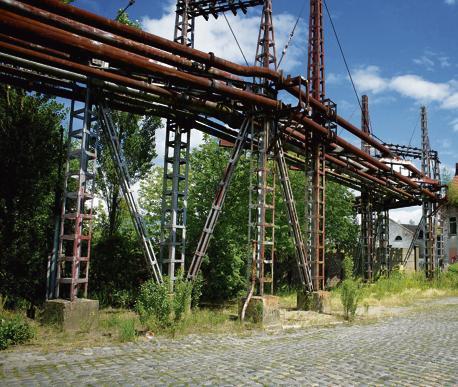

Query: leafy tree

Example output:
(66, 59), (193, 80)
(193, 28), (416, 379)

(88, 11), (162, 301)
(141, 136), (358, 300)
(0, 86), (65, 305)
(96, 113), (160, 236)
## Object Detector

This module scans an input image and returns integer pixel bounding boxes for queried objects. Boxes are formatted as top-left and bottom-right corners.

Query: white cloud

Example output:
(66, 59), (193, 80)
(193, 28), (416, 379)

(327, 72), (344, 85)
(142, 4), (306, 72)
(352, 66), (388, 94)
(445, 0), (456, 5)
(413, 52), (451, 70)
(390, 75), (450, 101)
(443, 93), (458, 109)
(451, 118), (458, 132)
(413, 56), (434, 70)
(351, 66), (458, 108)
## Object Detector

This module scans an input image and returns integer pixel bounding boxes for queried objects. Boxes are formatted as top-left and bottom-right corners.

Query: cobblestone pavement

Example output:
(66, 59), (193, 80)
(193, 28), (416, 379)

(1, 298), (458, 386)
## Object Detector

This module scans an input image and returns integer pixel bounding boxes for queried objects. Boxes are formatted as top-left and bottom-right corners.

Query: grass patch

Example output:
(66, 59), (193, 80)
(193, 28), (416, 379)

(329, 267), (458, 312)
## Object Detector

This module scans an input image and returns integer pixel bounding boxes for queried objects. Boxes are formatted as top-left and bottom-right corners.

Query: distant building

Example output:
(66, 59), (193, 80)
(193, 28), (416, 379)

(389, 220), (419, 271)
(389, 164), (458, 271)
(442, 164), (458, 265)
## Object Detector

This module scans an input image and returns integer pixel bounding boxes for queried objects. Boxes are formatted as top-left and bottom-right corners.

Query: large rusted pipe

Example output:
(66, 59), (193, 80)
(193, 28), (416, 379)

(0, 4), (438, 200)
(1, 0), (432, 180)
(0, 40), (240, 126)
(1, 0), (244, 84)
(7, 0), (434, 179)
(0, 9), (282, 110)
(13, 0), (281, 80)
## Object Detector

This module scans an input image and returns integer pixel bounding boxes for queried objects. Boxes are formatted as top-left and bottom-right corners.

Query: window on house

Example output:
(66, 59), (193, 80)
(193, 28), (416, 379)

(450, 217), (457, 236)
(395, 235), (402, 241)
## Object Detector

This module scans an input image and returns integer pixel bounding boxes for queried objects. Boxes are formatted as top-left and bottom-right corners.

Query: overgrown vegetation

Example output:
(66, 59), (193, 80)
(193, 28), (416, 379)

(0, 296), (35, 350)
(339, 256), (360, 321)
(447, 180), (458, 206)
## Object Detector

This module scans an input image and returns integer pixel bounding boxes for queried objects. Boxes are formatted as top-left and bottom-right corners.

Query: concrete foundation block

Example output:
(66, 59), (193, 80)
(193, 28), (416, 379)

(41, 299), (99, 331)
(297, 290), (332, 314)
(239, 295), (280, 324)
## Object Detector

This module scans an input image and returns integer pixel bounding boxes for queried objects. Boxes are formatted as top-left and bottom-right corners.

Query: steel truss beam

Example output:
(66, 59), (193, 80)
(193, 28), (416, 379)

(183, 0), (263, 19)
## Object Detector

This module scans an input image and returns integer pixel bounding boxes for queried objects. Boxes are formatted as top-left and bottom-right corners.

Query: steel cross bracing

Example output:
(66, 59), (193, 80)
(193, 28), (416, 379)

(275, 139), (313, 292)
(96, 104), (163, 284)
(53, 86), (99, 301)
(187, 117), (252, 280)
(161, 0), (263, 283)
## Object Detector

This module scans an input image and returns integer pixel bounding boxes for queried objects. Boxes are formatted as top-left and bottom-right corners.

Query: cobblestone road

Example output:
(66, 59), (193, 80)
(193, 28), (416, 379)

(1, 298), (457, 386)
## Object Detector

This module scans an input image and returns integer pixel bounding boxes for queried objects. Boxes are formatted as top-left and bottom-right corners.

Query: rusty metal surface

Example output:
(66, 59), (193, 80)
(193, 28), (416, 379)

(0, 0), (445, 293)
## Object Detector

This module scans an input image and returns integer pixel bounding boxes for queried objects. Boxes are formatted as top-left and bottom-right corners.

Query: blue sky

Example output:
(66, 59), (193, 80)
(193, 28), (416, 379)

(70, 0), (458, 222)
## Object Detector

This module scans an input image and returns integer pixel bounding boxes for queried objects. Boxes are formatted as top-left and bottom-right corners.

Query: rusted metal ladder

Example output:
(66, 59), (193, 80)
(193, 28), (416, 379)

(187, 117), (252, 280)
(311, 141), (326, 290)
(275, 139), (313, 293)
(55, 87), (99, 300)
(248, 120), (276, 295)
(97, 104), (162, 284)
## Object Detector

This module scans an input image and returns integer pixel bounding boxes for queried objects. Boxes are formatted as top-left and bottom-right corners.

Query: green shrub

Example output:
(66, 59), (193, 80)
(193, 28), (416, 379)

(0, 314), (34, 350)
(118, 318), (137, 342)
(341, 279), (359, 321)
(448, 263), (458, 275)
(173, 271), (192, 322)
(136, 277), (172, 329)
(112, 289), (135, 309)
(191, 274), (203, 309)
(342, 255), (354, 280)
(448, 181), (458, 207)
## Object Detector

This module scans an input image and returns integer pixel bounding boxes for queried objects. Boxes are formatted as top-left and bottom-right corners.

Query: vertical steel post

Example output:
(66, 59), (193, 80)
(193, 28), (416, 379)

(56, 86), (99, 300)
(307, 0), (326, 290)
(160, 0), (194, 283)
(307, 0), (325, 102)
(421, 106), (435, 277)
(360, 95), (376, 280)
(249, 0), (277, 295)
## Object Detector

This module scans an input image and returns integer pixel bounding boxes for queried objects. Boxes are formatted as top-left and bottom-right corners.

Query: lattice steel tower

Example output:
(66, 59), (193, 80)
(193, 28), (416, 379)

(160, 0), (194, 282)
(307, 0), (327, 290)
(249, 0), (277, 295)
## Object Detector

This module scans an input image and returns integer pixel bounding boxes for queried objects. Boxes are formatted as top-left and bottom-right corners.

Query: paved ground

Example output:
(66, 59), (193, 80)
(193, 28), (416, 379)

(1, 298), (458, 386)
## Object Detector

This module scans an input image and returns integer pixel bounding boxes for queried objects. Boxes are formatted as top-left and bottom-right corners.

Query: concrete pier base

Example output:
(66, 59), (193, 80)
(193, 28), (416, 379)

(41, 299), (99, 331)
(239, 295), (280, 324)
(297, 291), (331, 314)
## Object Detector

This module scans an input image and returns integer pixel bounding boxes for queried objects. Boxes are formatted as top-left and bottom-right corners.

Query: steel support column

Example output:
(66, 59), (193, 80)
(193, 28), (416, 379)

(420, 106), (435, 277)
(360, 95), (376, 280)
(307, 0), (327, 290)
(160, 0), (194, 282)
(54, 85), (99, 300)
(310, 141), (325, 289)
(249, 0), (277, 295)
